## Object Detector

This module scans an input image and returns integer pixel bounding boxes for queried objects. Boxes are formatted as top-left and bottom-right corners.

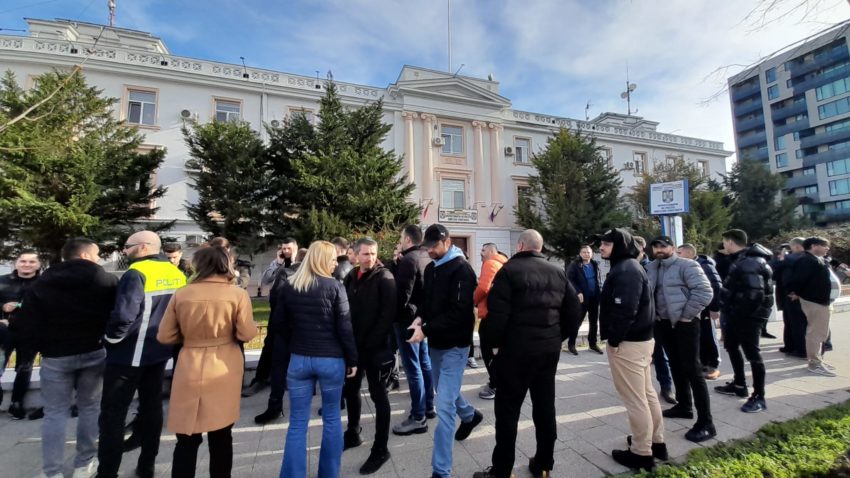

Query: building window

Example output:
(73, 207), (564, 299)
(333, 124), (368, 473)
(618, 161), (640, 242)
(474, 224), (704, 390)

(827, 158), (850, 176)
(836, 199), (850, 210)
(830, 140), (850, 151)
(215, 99), (241, 122)
(775, 135), (786, 150)
(829, 178), (850, 195)
(633, 152), (647, 174)
(818, 96), (850, 119)
(826, 118), (850, 133)
(127, 89), (157, 126)
(440, 178), (466, 209)
(516, 184), (532, 207)
(515, 137), (531, 163)
(766, 67), (777, 83)
(767, 85), (780, 100)
(804, 167), (816, 176)
(804, 185), (819, 195)
(793, 131), (801, 141)
(440, 125), (463, 155)
(288, 107), (314, 123)
(698, 160), (710, 177)
(600, 147), (614, 168)
(775, 153), (788, 168)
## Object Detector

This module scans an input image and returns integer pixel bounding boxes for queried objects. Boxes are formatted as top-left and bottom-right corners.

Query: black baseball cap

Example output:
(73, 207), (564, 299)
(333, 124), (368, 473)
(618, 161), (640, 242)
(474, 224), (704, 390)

(595, 230), (617, 243)
(650, 236), (674, 247)
(422, 224), (450, 248)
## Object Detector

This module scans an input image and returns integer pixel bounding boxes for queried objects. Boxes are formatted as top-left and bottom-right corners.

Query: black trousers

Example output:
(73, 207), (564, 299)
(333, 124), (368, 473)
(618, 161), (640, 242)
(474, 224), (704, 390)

(491, 350), (559, 478)
(172, 424), (233, 478)
(478, 319), (497, 389)
(97, 362), (166, 478)
(253, 329), (275, 384)
(699, 316), (720, 369)
(343, 351), (393, 452)
(267, 334), (291, 410)
(782, 297), (807, 355)
(655, 320), (713, 425)
(724, 317), (766, 398)
(568, 296), (599, 346)
(5, 342), (35, 404)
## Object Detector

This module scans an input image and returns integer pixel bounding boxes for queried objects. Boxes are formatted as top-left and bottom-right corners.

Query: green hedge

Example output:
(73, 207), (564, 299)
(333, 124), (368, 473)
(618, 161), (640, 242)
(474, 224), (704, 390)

(638, 400), (850, 477)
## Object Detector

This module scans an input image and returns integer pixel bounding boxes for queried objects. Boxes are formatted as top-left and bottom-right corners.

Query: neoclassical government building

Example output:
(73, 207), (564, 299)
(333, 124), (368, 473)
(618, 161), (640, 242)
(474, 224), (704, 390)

(1, 18), (732, 268)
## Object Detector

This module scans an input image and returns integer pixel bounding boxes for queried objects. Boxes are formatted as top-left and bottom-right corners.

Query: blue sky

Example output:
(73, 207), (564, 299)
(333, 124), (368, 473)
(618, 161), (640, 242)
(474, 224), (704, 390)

(1, 0), (848, 155)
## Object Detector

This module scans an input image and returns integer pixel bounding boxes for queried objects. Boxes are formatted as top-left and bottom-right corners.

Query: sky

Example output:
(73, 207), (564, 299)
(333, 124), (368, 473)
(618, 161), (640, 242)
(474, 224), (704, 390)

(0, 0), (849, 156)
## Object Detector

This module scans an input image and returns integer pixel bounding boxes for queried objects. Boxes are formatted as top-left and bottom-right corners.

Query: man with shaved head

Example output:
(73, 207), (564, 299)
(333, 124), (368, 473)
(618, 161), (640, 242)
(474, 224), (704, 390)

(473, 229), (582, 478)
(97, 230), (187, 478)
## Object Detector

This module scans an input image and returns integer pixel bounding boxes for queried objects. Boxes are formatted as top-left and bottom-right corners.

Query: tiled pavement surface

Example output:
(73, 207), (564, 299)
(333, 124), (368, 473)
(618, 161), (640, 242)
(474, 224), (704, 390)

(3, 314), (850, 478)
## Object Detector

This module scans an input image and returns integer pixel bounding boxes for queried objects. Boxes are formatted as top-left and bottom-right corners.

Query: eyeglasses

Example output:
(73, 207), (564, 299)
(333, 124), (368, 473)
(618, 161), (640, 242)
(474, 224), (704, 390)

(123, 242), (150, 250)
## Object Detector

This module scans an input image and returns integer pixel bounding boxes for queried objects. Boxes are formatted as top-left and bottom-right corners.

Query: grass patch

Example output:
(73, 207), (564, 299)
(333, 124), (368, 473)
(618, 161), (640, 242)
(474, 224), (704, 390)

(252, 299), (270, 325)
(639, 400), (850, 477)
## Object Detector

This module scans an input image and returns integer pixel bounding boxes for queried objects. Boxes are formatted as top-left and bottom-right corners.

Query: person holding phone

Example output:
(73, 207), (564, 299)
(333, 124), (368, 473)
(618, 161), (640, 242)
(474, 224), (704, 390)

(273, 241), (358, 478)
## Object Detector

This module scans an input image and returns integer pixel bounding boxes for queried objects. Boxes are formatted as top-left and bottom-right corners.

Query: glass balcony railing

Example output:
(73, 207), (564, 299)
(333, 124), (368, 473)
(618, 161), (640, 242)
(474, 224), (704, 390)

(799, 127), (850, 149)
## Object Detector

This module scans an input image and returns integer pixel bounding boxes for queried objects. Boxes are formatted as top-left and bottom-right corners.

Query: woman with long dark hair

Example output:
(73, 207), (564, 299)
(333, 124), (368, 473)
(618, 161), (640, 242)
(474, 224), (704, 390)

(157, 245), (257, 477)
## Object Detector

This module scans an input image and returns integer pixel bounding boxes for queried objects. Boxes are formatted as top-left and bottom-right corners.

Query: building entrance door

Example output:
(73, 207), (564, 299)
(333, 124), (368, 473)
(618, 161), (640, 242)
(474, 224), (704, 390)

(452, 236), (469, 260)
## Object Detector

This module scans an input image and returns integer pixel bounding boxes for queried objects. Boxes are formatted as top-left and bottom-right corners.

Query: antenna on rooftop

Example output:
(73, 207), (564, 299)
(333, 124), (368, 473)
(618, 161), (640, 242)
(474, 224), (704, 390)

(108, 0), (116, 27)
(620, 63), (637, 116)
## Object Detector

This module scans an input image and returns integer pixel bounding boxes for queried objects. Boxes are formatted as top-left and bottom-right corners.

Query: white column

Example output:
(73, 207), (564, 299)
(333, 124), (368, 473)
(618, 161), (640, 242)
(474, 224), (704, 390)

(402, 112), (416, 185)
(420, 113), (437, 215)
(472, 121), (486, 205)
(488, 123), (503, 205)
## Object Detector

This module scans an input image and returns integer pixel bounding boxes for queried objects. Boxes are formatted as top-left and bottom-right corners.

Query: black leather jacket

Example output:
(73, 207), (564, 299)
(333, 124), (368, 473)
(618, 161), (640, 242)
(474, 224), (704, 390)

(720, 244), (774, 321)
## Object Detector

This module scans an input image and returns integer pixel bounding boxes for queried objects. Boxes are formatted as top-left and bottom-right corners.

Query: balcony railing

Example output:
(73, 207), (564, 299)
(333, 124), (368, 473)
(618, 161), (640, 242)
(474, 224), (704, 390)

(737, 131), (768, 149)
(786, 174), (819, 189)
(770, 101), (808, 122)
(735, 116), (766, 133)
(788, 47), (850, 78)
(792, 63), (850, 95)
(732, 82), (762, 101)
(735, 100), (764, 117)
(802, 148), (850, 167)
(774, 118), (810, 137)
(799, 127), (850, 149)
(816, 208), (850, 223)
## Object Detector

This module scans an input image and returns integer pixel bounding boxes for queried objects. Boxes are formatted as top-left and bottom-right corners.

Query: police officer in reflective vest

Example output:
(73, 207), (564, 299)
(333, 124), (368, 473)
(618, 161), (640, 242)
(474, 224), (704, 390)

(96, 231), (187, 478)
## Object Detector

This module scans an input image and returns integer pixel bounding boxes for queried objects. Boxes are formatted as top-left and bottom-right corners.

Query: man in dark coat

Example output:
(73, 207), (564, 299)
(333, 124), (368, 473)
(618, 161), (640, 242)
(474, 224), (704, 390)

(342, 237), (397, 474)
(775, 237), (807, 357)
(408, 224), (482, 478)
(598, 228), (665, 472)
(473, 230), (581, 478)
(678, 244), (724, 379)
(715, 229), (774, 414)
(565, 244), (603, 354)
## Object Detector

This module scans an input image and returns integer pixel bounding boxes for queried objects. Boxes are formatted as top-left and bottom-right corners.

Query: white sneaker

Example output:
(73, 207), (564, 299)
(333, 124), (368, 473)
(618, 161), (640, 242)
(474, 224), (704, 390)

(809, 364), (838, 377)
(72, 459), (98, 478)
(823, 362), (836, 371)
(467, 357), (479, 369)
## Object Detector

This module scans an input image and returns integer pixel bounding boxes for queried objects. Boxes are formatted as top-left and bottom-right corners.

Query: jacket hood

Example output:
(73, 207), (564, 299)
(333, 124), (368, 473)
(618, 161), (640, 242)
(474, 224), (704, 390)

(697, 255), (716, 266)
(487, 254), (509, 266)
(38, 259), (103, 290)
(602, 228), (641, 263)
(434, 245), (464, 267)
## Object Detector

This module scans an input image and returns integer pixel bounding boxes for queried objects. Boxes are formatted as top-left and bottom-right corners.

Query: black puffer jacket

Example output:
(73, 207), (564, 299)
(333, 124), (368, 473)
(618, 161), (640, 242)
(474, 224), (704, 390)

(272, 275), (358, 367)
(786, 252), (831, 306)
(19, 259), (117, 357)
(333, 256), (354, 283)
(421, 249), (477, 350)
(344, 265), (397, 359)
(598, 229), (654, 347)
(696, 255), (723, 315)
(720, 244), (774, 321)
(485, 251), (582, 356)
(0, 270), (40, 337)
(394, 246), (431, 325)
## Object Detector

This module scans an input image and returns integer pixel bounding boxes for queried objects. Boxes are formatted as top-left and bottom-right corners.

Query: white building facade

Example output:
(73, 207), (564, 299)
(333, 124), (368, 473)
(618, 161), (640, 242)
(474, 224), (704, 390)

(1, 19), (732, 269)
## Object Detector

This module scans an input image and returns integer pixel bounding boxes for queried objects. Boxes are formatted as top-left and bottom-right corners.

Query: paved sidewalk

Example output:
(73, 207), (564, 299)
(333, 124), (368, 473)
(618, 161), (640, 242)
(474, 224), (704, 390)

(3, 313), (850, 478)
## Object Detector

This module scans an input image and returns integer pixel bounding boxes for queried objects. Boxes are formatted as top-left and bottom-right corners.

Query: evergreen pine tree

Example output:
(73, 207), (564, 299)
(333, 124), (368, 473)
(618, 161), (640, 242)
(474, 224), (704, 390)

(726, 159), (802, 242)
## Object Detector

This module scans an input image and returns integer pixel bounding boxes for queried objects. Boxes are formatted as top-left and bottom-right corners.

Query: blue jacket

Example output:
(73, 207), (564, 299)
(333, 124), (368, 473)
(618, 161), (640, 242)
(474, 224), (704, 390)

(105, 255), (186, 367)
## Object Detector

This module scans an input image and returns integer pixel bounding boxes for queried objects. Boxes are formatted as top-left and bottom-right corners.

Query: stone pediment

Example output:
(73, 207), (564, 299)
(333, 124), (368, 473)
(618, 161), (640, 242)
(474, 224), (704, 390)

(389, 76), (511, 109)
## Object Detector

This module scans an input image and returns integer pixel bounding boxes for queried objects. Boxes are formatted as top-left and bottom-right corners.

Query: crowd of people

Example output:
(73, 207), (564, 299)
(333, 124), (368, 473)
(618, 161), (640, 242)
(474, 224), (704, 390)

(0, 223), (843, 477)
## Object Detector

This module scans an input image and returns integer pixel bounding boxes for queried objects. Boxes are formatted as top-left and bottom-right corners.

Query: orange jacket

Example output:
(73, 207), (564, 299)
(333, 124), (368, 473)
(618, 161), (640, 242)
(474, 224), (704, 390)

(474, 254), (508, 319)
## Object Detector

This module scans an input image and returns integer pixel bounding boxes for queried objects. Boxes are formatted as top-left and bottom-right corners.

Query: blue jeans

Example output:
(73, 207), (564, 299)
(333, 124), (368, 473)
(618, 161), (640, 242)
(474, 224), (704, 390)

(281, 354), (345, 478)
(40, 349), (106, 476)
(652, 341), (673, 391)
(394, 324), (434, 420)
(429, 346), (476, 478)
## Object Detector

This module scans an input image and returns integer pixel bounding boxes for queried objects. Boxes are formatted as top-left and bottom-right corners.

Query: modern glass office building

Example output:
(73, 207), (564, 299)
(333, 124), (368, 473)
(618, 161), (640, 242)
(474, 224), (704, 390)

(728, 21), (850, 224)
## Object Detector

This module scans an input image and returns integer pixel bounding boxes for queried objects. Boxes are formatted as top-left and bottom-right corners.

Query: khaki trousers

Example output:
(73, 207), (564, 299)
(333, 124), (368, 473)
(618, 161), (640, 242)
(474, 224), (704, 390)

(800, 299), (831, 367)
(607, 339), (664, 456)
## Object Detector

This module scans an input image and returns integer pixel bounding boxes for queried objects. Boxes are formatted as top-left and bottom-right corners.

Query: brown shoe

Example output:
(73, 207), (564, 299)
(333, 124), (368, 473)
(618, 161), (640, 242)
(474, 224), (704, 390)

(704, 368), (721, 380)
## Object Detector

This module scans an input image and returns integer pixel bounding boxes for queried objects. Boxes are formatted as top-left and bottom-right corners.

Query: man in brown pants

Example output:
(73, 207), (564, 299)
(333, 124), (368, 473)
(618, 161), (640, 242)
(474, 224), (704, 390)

(597, 228), (666, 472)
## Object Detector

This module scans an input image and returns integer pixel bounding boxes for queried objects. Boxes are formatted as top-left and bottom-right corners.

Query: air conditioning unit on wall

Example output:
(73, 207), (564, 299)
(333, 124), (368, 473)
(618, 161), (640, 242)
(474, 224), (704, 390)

(432, 137), (445, 146)
(504, 146), (514, 156)
(623, 161), (635, 170)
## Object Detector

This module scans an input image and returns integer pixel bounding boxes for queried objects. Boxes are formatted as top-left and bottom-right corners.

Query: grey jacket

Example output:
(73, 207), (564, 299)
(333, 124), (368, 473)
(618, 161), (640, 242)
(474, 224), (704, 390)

(646, 255), (713, 326)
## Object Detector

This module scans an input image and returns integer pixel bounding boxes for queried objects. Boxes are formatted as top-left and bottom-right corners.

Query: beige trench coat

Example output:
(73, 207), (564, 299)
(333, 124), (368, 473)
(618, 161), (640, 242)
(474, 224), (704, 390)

(157, 275), (258, 435)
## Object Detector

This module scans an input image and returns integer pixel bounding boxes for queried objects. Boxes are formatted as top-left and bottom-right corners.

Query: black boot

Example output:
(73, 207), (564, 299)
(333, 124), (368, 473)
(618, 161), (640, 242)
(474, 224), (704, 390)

(254, 407), (284, 425)
(344, 428), (363, 450)
(359, 448), (391, 474)
(612, 449), (654, 471)
(627, 435), (668, 461)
